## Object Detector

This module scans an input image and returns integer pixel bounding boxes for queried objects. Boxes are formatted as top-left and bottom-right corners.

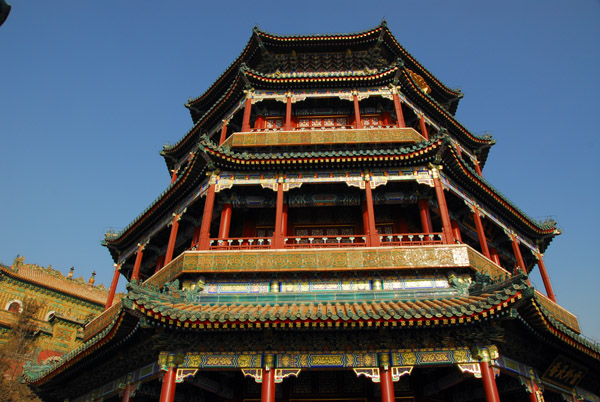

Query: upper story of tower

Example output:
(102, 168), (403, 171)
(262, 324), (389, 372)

(160, 22), (495, 174)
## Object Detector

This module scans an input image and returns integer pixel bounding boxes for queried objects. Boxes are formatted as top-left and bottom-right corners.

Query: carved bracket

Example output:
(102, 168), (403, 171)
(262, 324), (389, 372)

(458, 363), (482, 379)
(175, 368), (198, 383)
(392, 366), (413, 381)
(354, 367), (380, 383)
(275, 369), (301, 383)
(242, 368), (263, 383)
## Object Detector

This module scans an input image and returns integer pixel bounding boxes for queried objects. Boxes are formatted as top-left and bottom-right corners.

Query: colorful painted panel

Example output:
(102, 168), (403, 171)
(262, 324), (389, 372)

(391, 348), (474, 366)
(227, 128), (423, 148)
(202, 281), (270, 294)
(278, 352), (377, 368)
(280, 279), (371, 293)
(176, 245), (469, 277)
(383, 276), (451, 291)
(183, 353), (262, 369)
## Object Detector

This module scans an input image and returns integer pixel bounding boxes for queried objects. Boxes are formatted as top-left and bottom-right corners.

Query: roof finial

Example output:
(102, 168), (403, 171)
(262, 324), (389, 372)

(88, 271), (96, 286)
(380, 18), (387, 28)
(67, 266), (74, 279)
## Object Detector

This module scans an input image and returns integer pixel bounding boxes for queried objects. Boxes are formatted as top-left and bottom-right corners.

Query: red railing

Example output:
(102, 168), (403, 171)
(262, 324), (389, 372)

(379, 233), (444, 246)
(249, 125), (397, 133)
(209, 237), (272, 250)
(284, 235), (367, 248)
(206, 233), (443, 251)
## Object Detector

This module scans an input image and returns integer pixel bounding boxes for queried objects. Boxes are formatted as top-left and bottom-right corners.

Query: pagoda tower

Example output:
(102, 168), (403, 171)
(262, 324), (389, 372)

(25, 23), (600, 402)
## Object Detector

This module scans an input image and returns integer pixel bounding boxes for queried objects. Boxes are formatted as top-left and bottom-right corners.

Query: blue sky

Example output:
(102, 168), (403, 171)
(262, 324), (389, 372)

(1, 1), (599, 340)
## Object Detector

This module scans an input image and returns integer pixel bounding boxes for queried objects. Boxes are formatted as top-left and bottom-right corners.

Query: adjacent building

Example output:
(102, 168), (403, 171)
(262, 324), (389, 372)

(0, 256), (108, 365)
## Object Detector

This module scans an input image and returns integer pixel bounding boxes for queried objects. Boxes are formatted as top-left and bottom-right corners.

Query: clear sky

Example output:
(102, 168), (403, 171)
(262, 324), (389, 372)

(1, 1), (599, 340)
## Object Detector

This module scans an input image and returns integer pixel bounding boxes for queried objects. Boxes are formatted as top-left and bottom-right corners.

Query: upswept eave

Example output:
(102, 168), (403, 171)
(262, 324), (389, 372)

(23, 277), (600, 391)
(442, 145), (559, 244)
(255, 22), (463, 109)
(400, 69), (494, 165)
(23, 306), (134, 386)
(102, 153), (207, 262)
(162, 76), (244, 171)
(198, 134), (558, 243)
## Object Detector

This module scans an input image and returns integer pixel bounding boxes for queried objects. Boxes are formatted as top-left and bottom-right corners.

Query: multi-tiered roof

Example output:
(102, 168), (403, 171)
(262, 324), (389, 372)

(24, 24), (599, 402)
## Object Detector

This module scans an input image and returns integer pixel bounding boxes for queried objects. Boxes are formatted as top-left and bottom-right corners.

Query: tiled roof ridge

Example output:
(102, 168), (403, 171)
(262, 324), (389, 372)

(126, 276), (525, 326)
(1, 261), (108, 305)
(255, 23), (461, 100)
(444, 143), (558, 237)
(242, 64), (399, 84)
(514, 293), (600, 361)
(254, 23), (384, 42)
(103, 153), (206, 250)
(199, 134), (440, 167)
(163, 77), (242, 157)
(400, 69), (493, 150)
(23, 310), (130, 385)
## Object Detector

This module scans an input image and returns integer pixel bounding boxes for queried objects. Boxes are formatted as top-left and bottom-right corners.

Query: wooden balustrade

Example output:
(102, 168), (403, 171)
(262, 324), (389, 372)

(206, 233), (443, 251)
(379, 233), (444, 246)
(209, 237), (272, 250)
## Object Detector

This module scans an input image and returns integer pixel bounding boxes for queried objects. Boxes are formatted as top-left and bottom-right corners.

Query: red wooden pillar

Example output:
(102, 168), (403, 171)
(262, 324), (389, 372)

(130, 243), (145, 281)
(419, 114), (429, 140)
(511, 235), (527, 274)
(380, 368), (395, 402)
(261, 368), (275, 402)
(364, 177), (380, 247)
(219, 120), (229, 145)
(105, 264), (121, 310)
(159, 367), (177, 402)
(219, 203), (232, 239)
(285, 94), (292, 130)
(479, 360), (501, 402)
(527, 379), (542, 402)
(273, 181), (285, 248)
(154, 255), (165, 274)
(353, 92), (363, 129)
(432, 170), (454, 244)
(170, 169), (178, 184)
(164, 215), (181, 265)
(393, 92), (405, 128)
(418, 199), (433, 234)
(472, 209), (491, 259)
(489, 247), (501, 267)
(451, 220), (462, 243)
(537, 253), (557, 302)
(121, 383), (133, 402)
(198, 183), (217, 249)
(242, 95), (253, 132)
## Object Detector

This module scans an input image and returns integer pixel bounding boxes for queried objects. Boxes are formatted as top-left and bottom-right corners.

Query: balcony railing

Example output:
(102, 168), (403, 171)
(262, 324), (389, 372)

(206, 233), (443, 251)
(380, 233), (444, 246)
(284, 235), (367, 248)
(209, 237), (272, 250)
